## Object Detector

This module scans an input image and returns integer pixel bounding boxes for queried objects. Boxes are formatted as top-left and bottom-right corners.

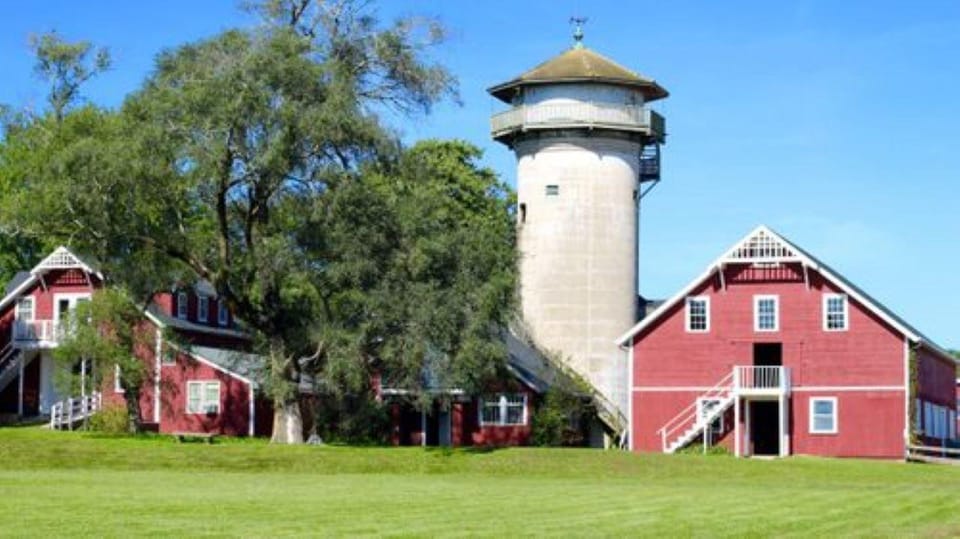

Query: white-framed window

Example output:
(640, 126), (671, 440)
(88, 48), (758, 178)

(15, 296), (35, 321)
(479, 394), (527, 426)
(685, 296), (710, 333)
(186, 381), (220, 414)
(697, 397), (725, 433)
(823, 294), (848, 331)
(114, 364), (124, 394)
(809, 397), (838, 434)
(754, 295), (779, 332)
(177, 292), (188, 319)
(218, 302), (229, 326)
(924, 401), (933, 435)
(197, 296), (209, 322)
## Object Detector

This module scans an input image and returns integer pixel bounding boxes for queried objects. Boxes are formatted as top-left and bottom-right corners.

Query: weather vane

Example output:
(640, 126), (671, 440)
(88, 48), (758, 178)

(570, 16), (588, 49)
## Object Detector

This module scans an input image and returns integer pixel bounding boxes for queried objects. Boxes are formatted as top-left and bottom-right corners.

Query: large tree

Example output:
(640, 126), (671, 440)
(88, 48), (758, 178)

(7, 0), (516, 442)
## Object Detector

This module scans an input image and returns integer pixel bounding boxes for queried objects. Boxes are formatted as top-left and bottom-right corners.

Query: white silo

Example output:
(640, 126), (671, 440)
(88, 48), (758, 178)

(489, 26), (667, 442)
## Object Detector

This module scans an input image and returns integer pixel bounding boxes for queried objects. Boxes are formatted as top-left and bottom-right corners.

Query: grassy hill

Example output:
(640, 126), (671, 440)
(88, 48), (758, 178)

(1, 427), (958, 537)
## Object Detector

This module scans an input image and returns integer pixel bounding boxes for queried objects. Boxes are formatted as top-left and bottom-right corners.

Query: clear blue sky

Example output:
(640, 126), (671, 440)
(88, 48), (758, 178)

(3, 1), (959, 348)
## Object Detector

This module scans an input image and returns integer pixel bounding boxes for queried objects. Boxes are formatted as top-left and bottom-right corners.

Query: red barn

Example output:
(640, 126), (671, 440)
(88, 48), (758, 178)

(618, 226), (958, 458)
(0, 246), (269, 436)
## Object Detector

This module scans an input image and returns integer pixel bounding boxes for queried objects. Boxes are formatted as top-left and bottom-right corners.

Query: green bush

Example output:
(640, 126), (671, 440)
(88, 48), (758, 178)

(88, 403), (130, 434)
(676, 442), (732, 456)
(531, 390), (592, 447)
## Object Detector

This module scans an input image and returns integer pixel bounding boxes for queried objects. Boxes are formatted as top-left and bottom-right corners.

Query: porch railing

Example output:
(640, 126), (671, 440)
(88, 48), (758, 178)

(13, 320), (63, 344)
(50, 392), (102, 430)
(734, 366), (790, 393)
(491, 102), (665, 141)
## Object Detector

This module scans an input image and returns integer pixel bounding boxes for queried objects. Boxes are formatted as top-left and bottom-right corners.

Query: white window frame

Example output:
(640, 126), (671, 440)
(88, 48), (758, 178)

(685, 296), (710, 333)
(14, 296), (35, 321)
(114, 364), (124, 394)
(177, 292), (188, 320)
(697, 397), (725, 433)
(478, 394), (527, 426)
(218, 302), (229, 326)
(822, 293), (849, 331)
(809, 397), (838, 434)
(753, 295), (779, 332)
(197, 296), (209, 322)
(186, 380), (221, 415)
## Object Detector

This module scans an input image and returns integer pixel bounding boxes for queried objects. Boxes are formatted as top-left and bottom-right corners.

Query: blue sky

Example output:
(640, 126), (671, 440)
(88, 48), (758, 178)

(3, 1), (959, 348)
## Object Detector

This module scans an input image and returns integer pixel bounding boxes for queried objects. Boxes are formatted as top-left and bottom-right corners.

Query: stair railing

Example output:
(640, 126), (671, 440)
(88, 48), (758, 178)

(656, 370), (734, 452)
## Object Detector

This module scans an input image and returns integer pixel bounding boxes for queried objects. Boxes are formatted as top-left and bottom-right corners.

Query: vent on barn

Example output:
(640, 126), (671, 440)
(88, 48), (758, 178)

(724, 227), (800, 264)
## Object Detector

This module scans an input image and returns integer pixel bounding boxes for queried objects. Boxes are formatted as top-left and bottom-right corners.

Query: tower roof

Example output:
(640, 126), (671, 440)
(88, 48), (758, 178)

(488, 47), (669, 103)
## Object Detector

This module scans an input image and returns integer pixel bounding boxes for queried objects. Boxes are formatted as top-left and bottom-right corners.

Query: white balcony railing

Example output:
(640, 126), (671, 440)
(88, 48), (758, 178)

(734, 366), (790, 395)
(491, 102), (665, 140)
(13, 319), (63, 344)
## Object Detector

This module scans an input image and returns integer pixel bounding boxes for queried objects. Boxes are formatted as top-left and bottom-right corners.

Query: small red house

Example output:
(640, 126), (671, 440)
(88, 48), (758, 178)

(617, 226), (958, 458)
(381, 333), (558, 447)
(0, 246), (269, 436)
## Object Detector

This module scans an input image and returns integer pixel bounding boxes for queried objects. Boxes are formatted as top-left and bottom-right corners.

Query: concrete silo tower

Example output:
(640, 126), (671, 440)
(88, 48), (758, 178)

(489, 24), (667, 439)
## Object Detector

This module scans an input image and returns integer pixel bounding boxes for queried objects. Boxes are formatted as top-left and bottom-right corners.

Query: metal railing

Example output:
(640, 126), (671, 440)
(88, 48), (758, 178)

(491, 102), (665, 140)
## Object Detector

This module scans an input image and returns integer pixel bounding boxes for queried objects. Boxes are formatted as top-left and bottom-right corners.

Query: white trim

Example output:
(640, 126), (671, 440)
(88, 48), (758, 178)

(160, 341), (256, 388)
(753, 294), (779, 332)
(809, 396), (838, 434)
(626, 339), (634, 451)
(684, 296), (710, 333)
(176, 292), (188, 320)
(248, 385), (255, 437)
(822, 293), (849, 332)
(153, 328), (162, 424)
(114, 364), (124, 394)
(197, 296), (209, 322)
(633, 385), (904, 393)
(186, 380), (221, 415)
(903, 338), (911, 448)
(792, 386), (903, 392)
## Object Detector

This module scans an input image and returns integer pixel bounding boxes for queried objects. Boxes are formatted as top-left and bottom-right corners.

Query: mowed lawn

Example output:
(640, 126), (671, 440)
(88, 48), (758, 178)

(1, 428), (959, 538)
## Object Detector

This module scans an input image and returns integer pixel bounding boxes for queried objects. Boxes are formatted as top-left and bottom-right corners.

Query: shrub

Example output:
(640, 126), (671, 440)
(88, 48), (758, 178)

(531, 389), (592, 447)
(88, 403), (129, 434)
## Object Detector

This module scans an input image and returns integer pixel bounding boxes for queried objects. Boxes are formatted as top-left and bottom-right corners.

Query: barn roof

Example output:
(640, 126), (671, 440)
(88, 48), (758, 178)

(0, 246), (101, 314)
(144, 303), (249, 339)
(616, 225), (955, 364)
(487, 47), (669, 103)
(187, 344), (262, 386)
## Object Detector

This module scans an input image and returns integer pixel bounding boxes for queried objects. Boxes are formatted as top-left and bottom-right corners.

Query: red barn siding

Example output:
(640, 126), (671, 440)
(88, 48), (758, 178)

(158, 351), (252, 436)
(631, 265), (912, 457)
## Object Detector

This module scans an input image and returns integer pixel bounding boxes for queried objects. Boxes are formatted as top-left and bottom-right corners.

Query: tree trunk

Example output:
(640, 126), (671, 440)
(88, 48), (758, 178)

(124, 389), (143, 434)
(271, 399), (304, 444)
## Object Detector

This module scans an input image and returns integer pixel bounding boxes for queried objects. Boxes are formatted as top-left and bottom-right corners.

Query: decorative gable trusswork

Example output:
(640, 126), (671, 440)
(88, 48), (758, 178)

(721, 227), (801, 264)
(32, 246), (101, 278)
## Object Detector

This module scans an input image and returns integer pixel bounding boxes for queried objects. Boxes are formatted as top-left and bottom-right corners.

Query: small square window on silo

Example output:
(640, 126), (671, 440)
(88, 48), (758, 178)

(545, 184), (559, 196)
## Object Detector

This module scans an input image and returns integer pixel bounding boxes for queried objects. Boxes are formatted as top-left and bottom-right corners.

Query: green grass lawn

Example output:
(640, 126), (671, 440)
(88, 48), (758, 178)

(1, 427), (959, 537)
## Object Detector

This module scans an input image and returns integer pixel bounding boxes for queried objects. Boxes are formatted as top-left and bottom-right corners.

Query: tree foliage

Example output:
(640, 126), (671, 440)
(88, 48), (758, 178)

(54, 288), (152, 433)
(4, 1), (515, 443)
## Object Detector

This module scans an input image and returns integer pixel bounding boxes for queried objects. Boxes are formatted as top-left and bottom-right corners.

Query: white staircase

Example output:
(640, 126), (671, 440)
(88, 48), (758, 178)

(49, 392), (102, 430)
(0, 343), (21, 393)
(657, 371), (735, 454)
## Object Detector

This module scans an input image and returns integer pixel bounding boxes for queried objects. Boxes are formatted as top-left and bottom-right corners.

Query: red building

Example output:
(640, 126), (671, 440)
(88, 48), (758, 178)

(617, 226), (958, 458)
(0, 246), (269, 436)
